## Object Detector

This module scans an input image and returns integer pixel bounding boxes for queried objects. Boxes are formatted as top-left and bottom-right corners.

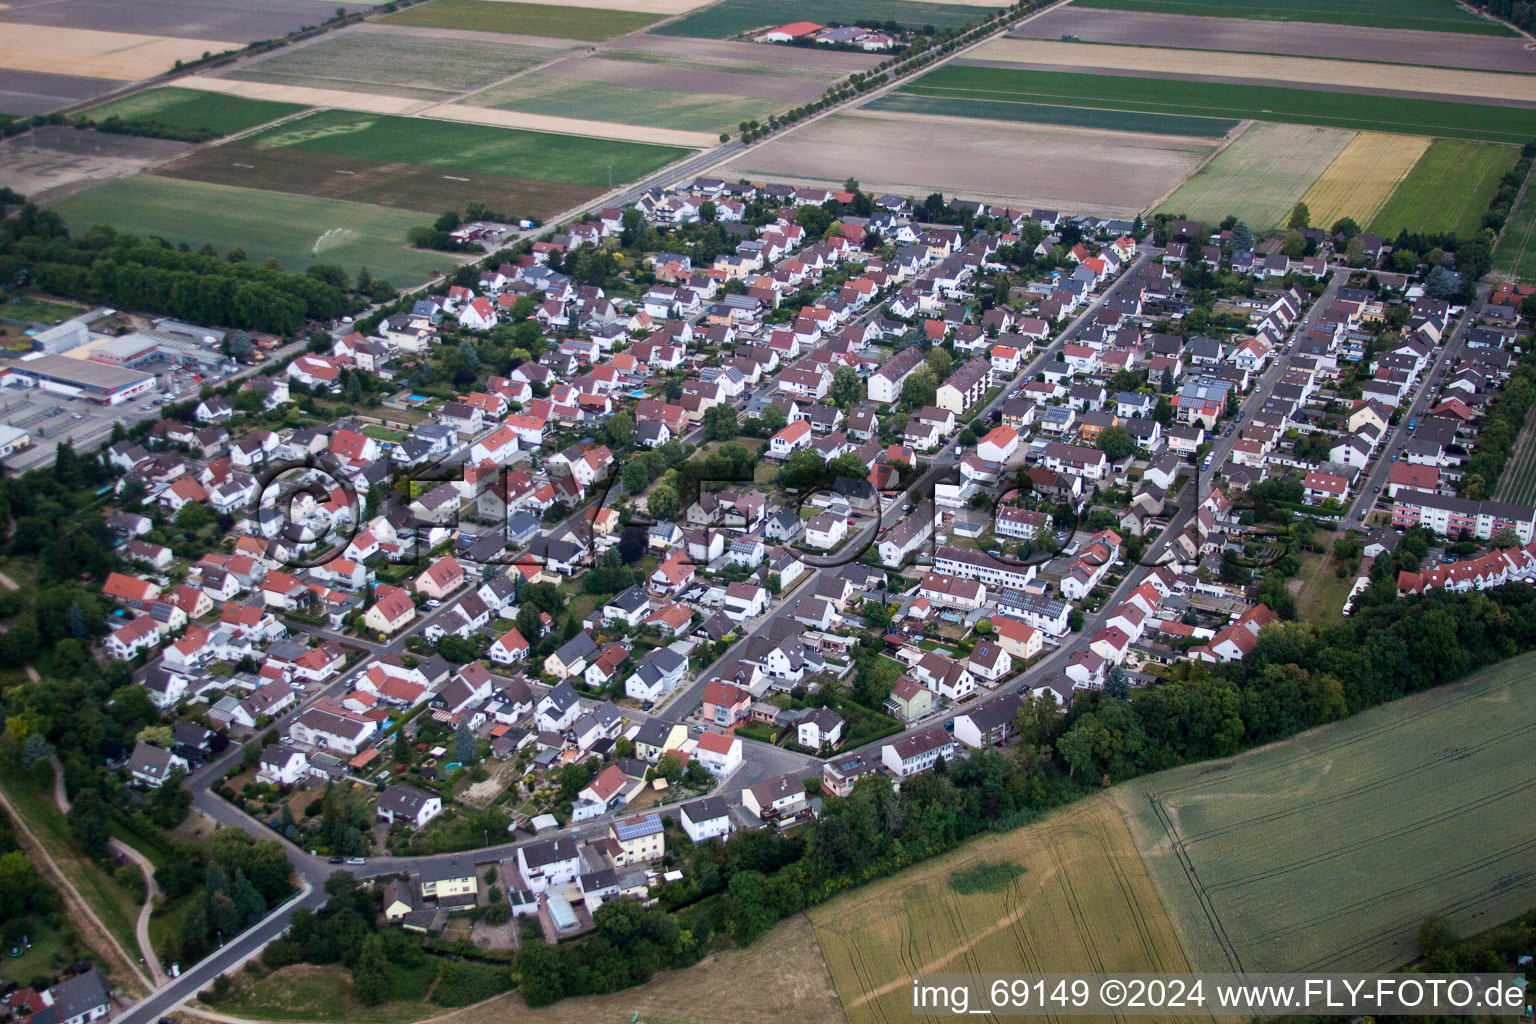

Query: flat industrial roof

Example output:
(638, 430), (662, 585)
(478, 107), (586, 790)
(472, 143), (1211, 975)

(13, 353), (156, 390)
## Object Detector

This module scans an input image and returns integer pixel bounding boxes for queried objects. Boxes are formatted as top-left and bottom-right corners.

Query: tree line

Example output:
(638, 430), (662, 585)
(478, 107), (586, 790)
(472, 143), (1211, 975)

(0, 197), (364, 335)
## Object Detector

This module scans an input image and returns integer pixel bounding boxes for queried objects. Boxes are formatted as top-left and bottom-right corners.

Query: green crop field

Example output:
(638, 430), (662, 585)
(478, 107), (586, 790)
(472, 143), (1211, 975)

(1494, 165), (1536, 283)
(904, 65), (1536, 143)
(1158, 122), (1354, 228)
(49, 176), (454, 285)
(1068, 0), (1516, 35)
(1370, 140), (1518, 238)
(248, 109), (692, 185)
(380, 0), (657, 40)
(1117, 652), (1536, 974)
(812, 795), (1199, 1024)
(868, 91), (1238, 137)
(227, 29), (564, 102)
(80, 86), (306, 136)
(470, 77), (781, 133)
(1496, 406), (1536, 505)
(653, 0), (983, 38)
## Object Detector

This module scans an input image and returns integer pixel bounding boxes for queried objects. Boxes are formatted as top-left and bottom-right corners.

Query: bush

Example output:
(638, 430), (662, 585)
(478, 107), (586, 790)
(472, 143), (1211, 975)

(430, 960), (514, 1007)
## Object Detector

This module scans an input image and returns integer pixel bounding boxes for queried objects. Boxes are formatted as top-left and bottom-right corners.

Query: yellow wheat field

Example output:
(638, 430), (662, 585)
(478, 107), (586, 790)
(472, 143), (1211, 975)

(810, 795), (1202, 1024)
(0, 24), (238, 81)
(1297, 132), (1431, 230)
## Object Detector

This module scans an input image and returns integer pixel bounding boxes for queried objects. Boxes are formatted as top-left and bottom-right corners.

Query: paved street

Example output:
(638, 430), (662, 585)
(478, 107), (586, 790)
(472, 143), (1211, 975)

(1343, 285), (1485, 521)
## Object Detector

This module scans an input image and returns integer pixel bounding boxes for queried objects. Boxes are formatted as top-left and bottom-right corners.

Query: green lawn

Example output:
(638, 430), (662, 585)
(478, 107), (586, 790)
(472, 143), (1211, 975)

(249, 109), (693, 185)
(2, 917), (77, 984)
(1068, 0), (1516, 34)
(653, 0), (984, 37)
(1494, 165), (1536, 283)
(0, 295), (84, 325)
(49, 176), (454, 285)
(80, 87), (306, 136)
(868, 91), (1238, 137)
(1370, 140), (1518, 238)
(380, 0), (658, 40)
(904, 65), (1536, 143)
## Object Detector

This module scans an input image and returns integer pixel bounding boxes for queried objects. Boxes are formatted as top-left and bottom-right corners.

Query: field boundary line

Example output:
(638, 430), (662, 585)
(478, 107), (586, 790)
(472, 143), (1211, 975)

(1144, 118), (1252, 216)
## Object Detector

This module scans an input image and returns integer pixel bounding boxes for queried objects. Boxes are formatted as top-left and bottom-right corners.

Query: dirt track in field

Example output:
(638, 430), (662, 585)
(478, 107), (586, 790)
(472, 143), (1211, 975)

(174, 74), (432, 114)
(1014, 6), (1536, 73)
(424, 102), (716, 147)
(152, 141), (601, 219)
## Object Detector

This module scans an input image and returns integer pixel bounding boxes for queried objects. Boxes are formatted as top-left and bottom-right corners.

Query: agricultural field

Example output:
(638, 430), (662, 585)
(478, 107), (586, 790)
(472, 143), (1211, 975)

(0, 0), (376, 43)
(1496, 407), (1536, 505)
(48, 176), (455, 284)
(1297, 132), (1429, 231)
(222, 24), (575, 103)
(80, 86), (306, 135)
(1065, 0), (1516, 35)
(902, 64), (1536, 143)
(719, 109), (1216, 217)
(467, 76), (781, 134)
(0, 126), (192, 203)
(965, 38), (1536, 105)
(1014, 6), (1536, 71)
(246, 108), (693, 185)
(653, 0), (983, 38)
(866, 91), (1239, 138)
(0, 24), (239, 81)
(380, 0), (659, 41)
(1117, 652), (1536, 974)
(151, 141), (602, 219)
(1158, 122), (1355, 229)
(609, 33), (886, 77)
(811, 795), (1196, 1024)
(1369, 140), (1519, 237)
(1494, 167), (1536, 282)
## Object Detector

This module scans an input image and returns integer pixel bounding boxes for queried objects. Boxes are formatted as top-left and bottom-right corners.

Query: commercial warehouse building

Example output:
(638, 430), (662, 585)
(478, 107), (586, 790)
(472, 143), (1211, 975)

(1, 354), (156, 404)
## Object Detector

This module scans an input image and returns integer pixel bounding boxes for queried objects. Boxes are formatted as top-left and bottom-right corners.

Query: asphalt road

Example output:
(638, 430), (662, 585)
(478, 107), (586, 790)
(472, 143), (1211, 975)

(1343, 286), (1485, 521)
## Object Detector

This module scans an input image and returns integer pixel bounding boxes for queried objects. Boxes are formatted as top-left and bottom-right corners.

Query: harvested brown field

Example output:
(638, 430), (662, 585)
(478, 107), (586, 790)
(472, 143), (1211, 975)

(0, 24), (239, 80)
(535, 53), (829, 100)
(0, 67), (119, 117)
(716, 110), (1214, 217)
(811, 795), (1196, 1024)
(0, 124), (190, 201)
(610, 32), (885, 74)
(1299, 131), (1429, 230)
(152, 142), (601, 220)
(1015, 6), (1536, 73)
(165, 75), (430, 115)
(968, 37), (1536, 104)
